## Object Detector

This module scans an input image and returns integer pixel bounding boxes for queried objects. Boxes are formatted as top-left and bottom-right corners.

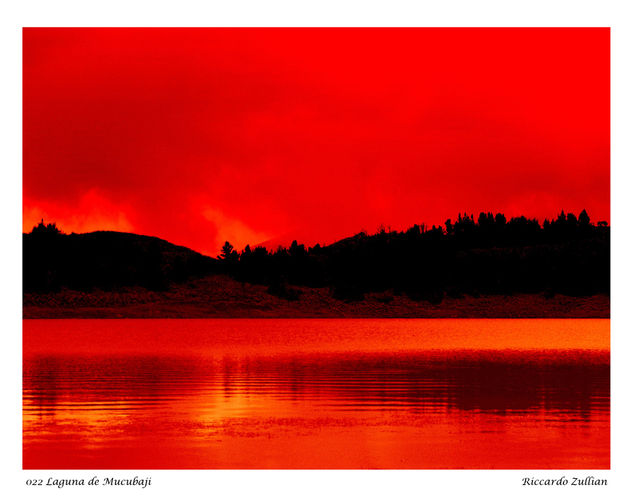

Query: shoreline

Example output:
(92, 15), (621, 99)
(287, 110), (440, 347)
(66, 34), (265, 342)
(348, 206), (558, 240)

(23, 275), (610, 319)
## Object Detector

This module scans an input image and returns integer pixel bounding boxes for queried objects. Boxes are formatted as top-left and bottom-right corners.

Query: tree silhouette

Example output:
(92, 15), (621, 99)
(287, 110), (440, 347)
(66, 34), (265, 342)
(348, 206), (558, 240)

(445, 219), (454, 235)
(31, 219), (61, 235)
(495, 213), (506, 226)
(219, 241), (238, 262)
(567, 212), (578, 226)
(579, 209), (590, 226)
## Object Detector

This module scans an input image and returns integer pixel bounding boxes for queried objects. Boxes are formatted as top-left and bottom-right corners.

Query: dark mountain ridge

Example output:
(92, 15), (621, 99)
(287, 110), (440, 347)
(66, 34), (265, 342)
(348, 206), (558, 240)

(24, 210), (610, 304)
(224, 210), (609, 302)
(23, 227), (217, 292)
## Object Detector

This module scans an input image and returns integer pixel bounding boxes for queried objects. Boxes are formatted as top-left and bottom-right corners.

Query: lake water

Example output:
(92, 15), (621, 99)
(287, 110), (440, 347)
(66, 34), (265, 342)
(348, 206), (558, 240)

(23, 319), (609, 469)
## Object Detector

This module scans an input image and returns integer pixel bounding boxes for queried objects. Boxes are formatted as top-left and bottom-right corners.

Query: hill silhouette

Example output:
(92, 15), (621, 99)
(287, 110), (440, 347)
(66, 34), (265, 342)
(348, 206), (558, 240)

(24, 211), (609, 306)
(223, 210), (609, 302)
(23, 222), (217, 292)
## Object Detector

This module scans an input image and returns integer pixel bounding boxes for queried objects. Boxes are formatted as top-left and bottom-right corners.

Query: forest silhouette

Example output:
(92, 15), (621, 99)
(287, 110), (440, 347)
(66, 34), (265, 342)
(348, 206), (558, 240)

(23, 210), (609, 303)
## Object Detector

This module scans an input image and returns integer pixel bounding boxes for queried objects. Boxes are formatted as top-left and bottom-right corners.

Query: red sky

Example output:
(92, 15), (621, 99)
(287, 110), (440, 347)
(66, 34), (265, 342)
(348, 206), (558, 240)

(23, 28), (609, 255)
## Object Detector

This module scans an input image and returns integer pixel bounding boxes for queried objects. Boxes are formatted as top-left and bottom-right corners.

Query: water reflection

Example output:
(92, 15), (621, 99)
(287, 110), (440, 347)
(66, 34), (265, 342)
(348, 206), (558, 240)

(24, 347), (609, 469)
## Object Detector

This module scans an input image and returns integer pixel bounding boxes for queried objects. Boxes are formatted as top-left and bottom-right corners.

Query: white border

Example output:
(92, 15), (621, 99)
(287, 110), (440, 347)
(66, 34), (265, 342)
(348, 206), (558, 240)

(3, 1), (632, 496)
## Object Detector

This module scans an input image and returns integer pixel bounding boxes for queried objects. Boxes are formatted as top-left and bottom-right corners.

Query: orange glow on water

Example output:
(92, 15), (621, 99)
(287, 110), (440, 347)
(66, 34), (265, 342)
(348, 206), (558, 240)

(23, 319), (609, 469)
(23, 318), (609, 356)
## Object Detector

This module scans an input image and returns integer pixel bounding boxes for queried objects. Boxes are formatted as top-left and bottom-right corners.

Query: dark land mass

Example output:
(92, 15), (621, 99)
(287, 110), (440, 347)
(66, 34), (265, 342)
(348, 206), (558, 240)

(23, 274), (609, 318)
(23, 211), (610, 318)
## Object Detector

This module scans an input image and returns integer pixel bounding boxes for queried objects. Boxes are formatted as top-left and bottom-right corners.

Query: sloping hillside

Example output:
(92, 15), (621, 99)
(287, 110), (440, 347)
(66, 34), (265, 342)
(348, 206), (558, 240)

(23, 230), (217, 292)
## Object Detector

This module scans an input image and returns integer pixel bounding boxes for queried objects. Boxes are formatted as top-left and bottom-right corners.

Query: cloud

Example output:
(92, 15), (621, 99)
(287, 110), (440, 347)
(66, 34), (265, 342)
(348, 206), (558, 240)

(23, 189), (134, 234)
(23, 28), (610, 255)
(202, 207), (272, 253)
